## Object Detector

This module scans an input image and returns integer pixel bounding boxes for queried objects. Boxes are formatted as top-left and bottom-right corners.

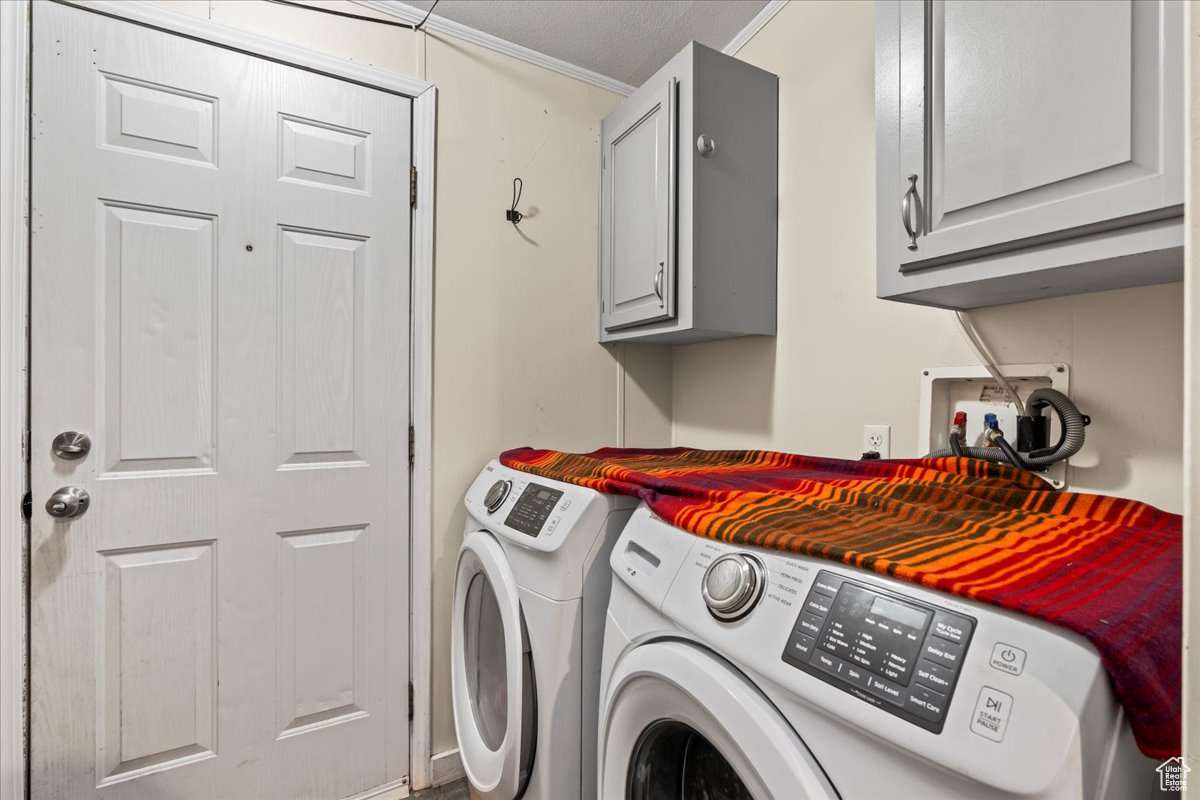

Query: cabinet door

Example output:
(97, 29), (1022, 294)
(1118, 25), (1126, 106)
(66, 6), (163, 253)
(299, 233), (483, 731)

(601, 77), (676, 331)
(893, 0), (1183, 271)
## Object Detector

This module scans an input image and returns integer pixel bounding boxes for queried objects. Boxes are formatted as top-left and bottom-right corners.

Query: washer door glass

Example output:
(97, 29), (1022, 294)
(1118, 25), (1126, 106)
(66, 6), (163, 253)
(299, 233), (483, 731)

(463, 570), (508, 751)
(628, 720), (752, 800)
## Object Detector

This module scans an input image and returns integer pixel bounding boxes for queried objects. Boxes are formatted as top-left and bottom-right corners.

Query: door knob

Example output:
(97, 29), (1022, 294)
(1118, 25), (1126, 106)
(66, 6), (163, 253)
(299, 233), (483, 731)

(46, 487), (90, 519)
(51, 431), (91, 460)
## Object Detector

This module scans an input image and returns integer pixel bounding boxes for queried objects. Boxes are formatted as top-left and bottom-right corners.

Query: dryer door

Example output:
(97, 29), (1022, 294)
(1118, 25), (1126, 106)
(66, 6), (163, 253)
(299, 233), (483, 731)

(600, 641), (837, 800)
(452, 531), (535, 800)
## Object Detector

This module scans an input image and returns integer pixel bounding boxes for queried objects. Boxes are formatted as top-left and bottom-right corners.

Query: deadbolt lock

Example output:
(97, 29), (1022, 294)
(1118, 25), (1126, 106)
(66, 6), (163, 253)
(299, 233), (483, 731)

(52, 431), (91, 460)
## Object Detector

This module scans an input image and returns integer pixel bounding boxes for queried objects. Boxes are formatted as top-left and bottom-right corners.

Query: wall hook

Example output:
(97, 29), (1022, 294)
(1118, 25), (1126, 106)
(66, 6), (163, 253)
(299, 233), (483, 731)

(506, 177), (524, 225)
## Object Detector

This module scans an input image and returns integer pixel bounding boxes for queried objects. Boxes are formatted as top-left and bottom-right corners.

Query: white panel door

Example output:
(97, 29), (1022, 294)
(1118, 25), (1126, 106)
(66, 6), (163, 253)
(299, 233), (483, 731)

(895, 0), (1183, 269)
(600, 77), (677, 332)
(29, 4), (411, 799)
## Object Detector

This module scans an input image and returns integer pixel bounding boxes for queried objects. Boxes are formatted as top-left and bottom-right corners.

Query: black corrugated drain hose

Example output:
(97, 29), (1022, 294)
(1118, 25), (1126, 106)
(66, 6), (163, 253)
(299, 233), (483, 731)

(926, 389), (1087, 469)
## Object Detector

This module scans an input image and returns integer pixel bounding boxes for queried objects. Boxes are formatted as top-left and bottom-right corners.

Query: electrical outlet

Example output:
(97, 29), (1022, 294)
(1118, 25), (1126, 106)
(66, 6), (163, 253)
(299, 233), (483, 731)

(863, 424), (891, 458)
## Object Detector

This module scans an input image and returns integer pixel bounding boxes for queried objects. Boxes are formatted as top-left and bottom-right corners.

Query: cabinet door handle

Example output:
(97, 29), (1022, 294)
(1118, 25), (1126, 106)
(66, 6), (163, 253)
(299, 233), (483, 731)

(654, 263), (664, 304)
(902, 174), (921, 251)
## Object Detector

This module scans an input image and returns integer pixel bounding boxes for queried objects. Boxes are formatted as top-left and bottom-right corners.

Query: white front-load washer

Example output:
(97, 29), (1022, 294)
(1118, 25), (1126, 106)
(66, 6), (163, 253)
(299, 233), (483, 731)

(598, 505), (1165, 799)
(453, 460), (637, 800)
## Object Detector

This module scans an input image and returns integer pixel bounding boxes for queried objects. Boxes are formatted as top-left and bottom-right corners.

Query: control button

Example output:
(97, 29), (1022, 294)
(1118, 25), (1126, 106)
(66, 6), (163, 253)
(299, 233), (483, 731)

(813, 651), (844, 676)
(795, 611), (825, 638)
(922, 637), (965, 669)
(914, 659), (954, 692)
(560, 498), (571, 510)
(989, 643), (1027, 676)
(702, 553), (766, 622)
(842, 662), (871, 688)
(483, 479), (512, 513)
(812, 574), (842, 597)
(866, 675), (904, 706)
(546, 516), (561, 533)
(804, 594), (833, 616)
(931, 613), (970, 644)
(904, 683), (948, 722)
(970, 686), (1013, 743)
(783, 632), (816, 662)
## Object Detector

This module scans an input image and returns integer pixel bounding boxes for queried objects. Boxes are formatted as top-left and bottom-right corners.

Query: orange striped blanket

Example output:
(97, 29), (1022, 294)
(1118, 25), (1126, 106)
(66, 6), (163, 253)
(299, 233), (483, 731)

(500, 447), (1182, 759)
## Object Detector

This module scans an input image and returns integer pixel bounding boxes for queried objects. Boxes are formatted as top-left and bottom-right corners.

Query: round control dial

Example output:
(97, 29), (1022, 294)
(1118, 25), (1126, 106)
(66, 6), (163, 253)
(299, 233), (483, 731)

(483, 479), (512, 513)
(701, 553), (765, 621)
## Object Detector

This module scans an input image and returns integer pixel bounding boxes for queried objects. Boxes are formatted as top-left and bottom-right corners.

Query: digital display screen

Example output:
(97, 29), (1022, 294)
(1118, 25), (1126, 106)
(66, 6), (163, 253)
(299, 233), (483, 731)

(871, 596), (930, 630)
(537, 490), (551, 500)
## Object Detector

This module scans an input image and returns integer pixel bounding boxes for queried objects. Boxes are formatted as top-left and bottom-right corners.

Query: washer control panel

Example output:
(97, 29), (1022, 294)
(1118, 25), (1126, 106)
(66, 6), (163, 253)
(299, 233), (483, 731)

(781, 570), (975, 733)
(503, 482), (565, 536)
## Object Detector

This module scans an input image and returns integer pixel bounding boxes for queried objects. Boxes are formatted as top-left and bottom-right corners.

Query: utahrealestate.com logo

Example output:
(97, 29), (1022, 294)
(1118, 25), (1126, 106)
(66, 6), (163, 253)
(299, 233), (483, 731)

(1157, 757), (1190, 791)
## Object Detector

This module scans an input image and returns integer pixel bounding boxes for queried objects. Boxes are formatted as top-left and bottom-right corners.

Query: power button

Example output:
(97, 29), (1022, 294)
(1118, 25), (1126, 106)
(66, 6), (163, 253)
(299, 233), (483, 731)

(989, 642), (1027, 676)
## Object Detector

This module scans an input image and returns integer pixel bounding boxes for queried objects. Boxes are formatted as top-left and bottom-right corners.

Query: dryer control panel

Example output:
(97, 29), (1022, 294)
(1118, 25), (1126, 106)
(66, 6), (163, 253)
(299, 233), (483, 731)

(504, 483), (565, 536)
(781, 570), (974, 733)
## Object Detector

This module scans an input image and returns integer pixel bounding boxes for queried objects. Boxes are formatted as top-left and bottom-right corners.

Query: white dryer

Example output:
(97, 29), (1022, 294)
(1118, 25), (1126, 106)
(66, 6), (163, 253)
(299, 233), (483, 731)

(598, 505), (1164, 799)
(453, 461), (637, 800)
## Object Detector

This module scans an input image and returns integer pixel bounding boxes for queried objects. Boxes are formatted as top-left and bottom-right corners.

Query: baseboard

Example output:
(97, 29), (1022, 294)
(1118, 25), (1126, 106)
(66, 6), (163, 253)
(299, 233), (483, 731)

(430, 748), (465, 788)
(341, 778), (410, 800)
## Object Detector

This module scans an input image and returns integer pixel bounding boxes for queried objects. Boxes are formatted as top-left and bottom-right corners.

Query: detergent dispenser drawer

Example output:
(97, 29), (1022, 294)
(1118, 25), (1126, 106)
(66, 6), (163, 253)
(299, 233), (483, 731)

(781, 570), (975, 733)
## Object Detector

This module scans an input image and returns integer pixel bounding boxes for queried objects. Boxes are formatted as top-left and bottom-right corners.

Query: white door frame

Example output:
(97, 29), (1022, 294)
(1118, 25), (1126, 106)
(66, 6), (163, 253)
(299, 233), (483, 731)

(0, 2), (438, 796)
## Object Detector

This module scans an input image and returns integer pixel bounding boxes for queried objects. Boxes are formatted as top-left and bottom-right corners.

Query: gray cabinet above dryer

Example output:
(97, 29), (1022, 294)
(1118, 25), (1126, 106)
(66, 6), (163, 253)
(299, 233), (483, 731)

(876, 0), (1184, 309)
(599, 42), (778, 344)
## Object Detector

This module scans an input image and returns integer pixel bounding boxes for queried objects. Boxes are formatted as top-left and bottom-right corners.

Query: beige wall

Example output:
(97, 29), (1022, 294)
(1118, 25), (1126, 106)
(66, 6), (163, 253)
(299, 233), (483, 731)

(421, 32), (626, 754)
(148, 0), (627, 756)
(665, 0), (1184, 515)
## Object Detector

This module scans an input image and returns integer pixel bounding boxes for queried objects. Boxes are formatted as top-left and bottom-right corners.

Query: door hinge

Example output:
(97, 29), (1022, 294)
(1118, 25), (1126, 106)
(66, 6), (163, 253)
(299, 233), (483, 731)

(21, 492), (31, 520)
(408, 682), (414, 722)
(410, 166), (417, 209)
(408, 425), (415, 467)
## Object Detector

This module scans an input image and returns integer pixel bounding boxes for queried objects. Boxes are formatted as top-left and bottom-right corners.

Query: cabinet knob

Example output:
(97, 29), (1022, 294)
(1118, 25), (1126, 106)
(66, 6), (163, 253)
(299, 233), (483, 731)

(902, 174), (921, 251)
(696, 134), (716, 158)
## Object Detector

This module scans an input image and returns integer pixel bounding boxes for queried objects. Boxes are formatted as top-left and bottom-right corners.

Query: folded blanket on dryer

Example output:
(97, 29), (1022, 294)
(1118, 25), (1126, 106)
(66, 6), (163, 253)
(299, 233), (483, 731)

(499, 446), (1182, 759)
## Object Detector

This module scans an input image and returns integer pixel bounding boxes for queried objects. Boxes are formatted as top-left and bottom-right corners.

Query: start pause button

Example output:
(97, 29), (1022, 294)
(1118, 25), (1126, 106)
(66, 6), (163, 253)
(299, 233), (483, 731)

(970, 686), (1013, 743)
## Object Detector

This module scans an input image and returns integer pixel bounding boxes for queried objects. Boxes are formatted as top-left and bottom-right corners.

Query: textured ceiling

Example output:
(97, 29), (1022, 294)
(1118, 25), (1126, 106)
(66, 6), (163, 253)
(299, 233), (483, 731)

(402, 1), (770, 87)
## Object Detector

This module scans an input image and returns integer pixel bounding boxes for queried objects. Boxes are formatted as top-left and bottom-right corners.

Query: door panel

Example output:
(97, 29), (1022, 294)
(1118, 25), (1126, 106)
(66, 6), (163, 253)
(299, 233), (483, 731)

(896, 0), (1183, 269)
(100, 73), (218, 165)
(101, 203), (217, 474)
(97, 542), (217, 785)
(276, 526), (369, 737)
(600, 77), (676, 331)
(277, 227), (368, 466)
(30, 5), (410, 798)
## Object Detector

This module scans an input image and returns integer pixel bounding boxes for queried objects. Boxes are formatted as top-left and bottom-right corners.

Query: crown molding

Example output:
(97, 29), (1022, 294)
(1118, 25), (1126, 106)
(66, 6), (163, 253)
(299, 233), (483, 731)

(354, 0), (635, 96)
(723, 0), (789, 56)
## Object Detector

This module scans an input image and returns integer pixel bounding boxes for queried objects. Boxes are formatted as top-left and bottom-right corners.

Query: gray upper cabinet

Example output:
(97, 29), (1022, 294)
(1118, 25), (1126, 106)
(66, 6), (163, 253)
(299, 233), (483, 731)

(599, 43), (778, 344)
(877, 0), (1184, 309)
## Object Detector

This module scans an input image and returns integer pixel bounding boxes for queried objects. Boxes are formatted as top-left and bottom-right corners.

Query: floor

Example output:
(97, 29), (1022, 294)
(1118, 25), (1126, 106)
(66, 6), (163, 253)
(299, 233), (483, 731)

(412, 779), (470, 799)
